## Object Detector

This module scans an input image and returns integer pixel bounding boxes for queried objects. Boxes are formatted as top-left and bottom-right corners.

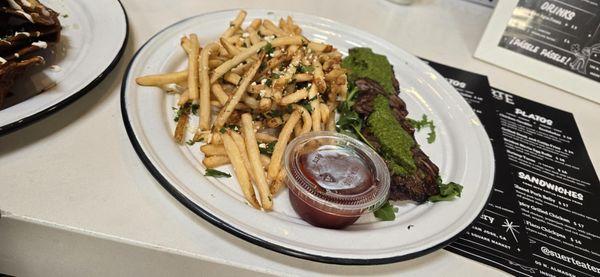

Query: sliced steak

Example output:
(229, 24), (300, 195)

(354, 77), (439, 203)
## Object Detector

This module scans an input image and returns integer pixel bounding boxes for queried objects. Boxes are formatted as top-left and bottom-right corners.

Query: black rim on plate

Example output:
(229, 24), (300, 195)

(120, 11), (494, 265)
(0, 0), (130, 136)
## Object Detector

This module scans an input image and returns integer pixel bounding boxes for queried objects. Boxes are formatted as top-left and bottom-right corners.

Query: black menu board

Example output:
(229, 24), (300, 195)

(423, 60), (600, 277)
(499, 0), (600, 82)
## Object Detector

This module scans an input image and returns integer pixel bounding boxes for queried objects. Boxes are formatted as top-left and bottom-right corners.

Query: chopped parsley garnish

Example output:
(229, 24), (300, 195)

(205, 169), (231, 178)
(297, 65), (314, 73)
(173, 102), (192, 122)
(191, 103), (199, 115)
(258, 141), (277, 156)
(408, 114), (436, 144)
(298, 96), (317, 112)
(374, 201), (398, 221)
(262, 42), (274, 55)
(265, 78), (273, 86)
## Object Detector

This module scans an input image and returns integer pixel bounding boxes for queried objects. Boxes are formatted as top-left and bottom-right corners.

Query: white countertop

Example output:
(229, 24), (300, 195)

(1, 0), (598, 276)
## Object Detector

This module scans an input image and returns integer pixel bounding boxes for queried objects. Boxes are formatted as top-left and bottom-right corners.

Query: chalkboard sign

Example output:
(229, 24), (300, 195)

(475, 0), (600, 103)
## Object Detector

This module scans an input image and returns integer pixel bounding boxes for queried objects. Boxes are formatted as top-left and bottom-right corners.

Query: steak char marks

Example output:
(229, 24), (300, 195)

(354, 78), (440, 203)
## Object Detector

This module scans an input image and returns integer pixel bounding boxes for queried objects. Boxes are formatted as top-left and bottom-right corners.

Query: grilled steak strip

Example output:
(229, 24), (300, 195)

(354, 78), (440, 203)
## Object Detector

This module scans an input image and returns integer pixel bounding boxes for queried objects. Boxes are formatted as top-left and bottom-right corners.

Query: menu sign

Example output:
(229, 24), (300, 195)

(499, 0), (600, 82)
(424, 60), (600, 277)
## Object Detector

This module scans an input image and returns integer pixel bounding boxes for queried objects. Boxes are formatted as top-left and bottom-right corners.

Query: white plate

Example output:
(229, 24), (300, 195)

(0, 0), (128, 135)
(121, 10), (494, 264)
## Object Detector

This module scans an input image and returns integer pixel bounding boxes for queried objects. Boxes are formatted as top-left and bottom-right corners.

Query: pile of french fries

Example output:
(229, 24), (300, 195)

(135, 10), (348, 211)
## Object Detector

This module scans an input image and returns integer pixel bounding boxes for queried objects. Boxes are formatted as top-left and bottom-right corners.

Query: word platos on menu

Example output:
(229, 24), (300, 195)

(499, 0), (600, 82)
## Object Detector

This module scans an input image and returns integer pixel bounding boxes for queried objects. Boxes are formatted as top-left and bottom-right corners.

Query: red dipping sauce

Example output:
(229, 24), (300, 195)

(283, 132), (390, 229)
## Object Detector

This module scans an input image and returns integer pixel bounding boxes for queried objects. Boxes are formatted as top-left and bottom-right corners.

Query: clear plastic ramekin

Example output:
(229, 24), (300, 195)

(283, 131), (390, 229)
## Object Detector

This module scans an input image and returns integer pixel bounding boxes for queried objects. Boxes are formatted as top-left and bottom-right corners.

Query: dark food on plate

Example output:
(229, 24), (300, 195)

(339, 48), (462, 204)
(0, 0), (61, 107)
(353, 78), (440, 202)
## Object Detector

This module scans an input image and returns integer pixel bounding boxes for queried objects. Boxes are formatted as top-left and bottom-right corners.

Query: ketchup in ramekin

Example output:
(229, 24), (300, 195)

(283, 131), (390, 229)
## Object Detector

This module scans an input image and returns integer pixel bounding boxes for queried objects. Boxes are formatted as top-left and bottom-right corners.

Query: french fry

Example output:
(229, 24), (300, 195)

(220, 37), (241, 57)
(177, 89), (190, 106)
(136, 70), (187, 86)
(222, 133), (261, 209)
(224, 72), (242, 85)
(201, 144), (226, 156)
(210, 36), (303, 83)
(203, 155), (230, 168)
(320, 103), (330, 123)
(268, 110), (301, 180)
(256, 132), (277, 143)
(293, 73), (313, 82)
(260, 155), (271, 168)
(241, 114), (273, 210)
(229, 130), (256, 183)
(198, 43), (221, 131)
(280, 88), (308, 105)
(222, 10), (247, 38)
(248, 19), (262, 30)
(214, 55), (262, 130)
(308, 85), (321, 132)
(263, 19), (288, 37)
(243, 95), (259, 109)
(270, 170), (287, 194)
(308, 42), (332, 53)
(312, 59), (326, 93)
(294, 105), (312, 135)
(174, 106), (190, 144)
(211, 83), (229, 106)
(211, 132), (223, 145)
(184, 35), (200, 100)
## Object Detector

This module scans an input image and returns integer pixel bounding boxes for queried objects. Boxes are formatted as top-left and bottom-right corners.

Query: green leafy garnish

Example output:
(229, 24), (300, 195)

(408, 114), (436, 144)
(262, 42), (274, 55)
(173, 102), (192, 122)
(429, 181), (463, 202)
(265, 78), (273, 86)
(297, 65), (314, 73)
(374, 201), (398, 221)
(335, 87), (375, 149)
(205, 169), (232, 178)
(298, 96), (317, 112)
(258, 141), (277, 155)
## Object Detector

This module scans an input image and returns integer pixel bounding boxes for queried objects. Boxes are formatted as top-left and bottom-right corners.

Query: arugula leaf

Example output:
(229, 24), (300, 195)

(205, 169), (231, 178)
(335, 86), (375, 149)
(408, 114), (436, 144)
(297, 64), (314, 73)
(429, 182), (463, 202)
(374, 201), (398, 221)
(258, 141), (277, 155)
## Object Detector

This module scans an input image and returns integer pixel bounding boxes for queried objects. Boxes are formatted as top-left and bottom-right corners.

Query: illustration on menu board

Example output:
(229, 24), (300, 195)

(499, 0), (600, 81)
